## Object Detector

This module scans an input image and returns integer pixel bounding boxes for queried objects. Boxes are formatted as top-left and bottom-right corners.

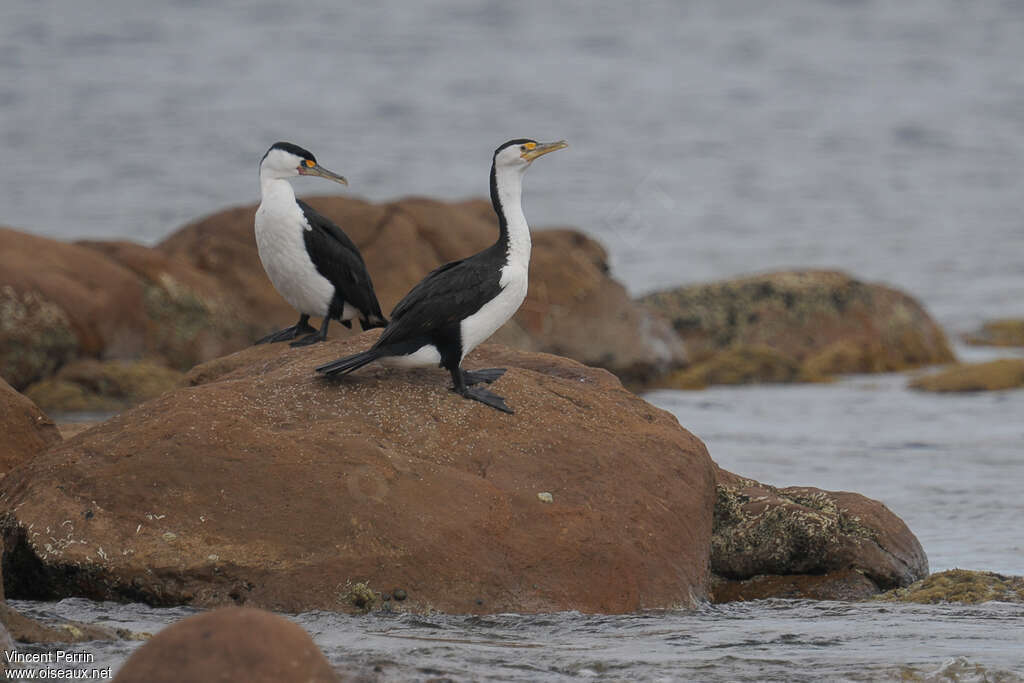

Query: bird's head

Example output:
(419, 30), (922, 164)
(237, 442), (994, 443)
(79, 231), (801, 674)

(259, 142), (348, 185)
(493, 139), (569, 173)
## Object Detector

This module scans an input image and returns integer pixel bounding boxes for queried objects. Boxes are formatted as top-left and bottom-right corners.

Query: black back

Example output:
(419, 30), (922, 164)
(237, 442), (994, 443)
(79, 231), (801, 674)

(374, 244), (505, 351)
(298, 200), (385, 323)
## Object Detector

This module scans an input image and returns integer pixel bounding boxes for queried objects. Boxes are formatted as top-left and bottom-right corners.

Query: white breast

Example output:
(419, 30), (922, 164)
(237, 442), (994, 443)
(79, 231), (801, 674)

(458, 263), (528, 361)
(254, 187), (335, 318)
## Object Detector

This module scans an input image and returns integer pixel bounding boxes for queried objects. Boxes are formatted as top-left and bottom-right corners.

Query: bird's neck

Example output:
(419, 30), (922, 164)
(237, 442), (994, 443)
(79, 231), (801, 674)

(490, 163), (531, 269)
(259, 172), (297, 208)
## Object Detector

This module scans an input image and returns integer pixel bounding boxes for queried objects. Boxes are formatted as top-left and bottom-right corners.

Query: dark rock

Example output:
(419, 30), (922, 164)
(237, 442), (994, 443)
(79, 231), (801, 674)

(0, 336), (715, 614)
(111, 607), (339, 683)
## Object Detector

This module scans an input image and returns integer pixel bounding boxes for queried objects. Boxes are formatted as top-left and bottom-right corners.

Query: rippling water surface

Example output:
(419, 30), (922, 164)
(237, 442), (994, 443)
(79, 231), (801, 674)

(3, 1), (1024, 680)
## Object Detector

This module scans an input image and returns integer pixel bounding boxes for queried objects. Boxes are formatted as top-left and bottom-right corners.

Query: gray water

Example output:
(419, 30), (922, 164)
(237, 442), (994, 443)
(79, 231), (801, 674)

(3, 1), (1024, 680)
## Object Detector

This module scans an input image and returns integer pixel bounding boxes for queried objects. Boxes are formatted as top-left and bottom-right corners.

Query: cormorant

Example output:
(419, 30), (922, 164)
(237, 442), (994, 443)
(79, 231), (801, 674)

(316, 138), (568, 413)
(255, 141), (386, 347)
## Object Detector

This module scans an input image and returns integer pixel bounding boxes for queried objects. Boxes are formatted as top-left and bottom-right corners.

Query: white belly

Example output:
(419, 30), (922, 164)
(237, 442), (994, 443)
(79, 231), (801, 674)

(380, 344), (443, 368)
(255, 203), (334, 318)
(459, 264), (528, 360)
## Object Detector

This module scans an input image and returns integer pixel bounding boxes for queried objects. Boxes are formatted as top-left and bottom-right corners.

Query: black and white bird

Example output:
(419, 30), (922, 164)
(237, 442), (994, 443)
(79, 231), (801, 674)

(254, 142), (386, 347)
(316, 138), (568, 413)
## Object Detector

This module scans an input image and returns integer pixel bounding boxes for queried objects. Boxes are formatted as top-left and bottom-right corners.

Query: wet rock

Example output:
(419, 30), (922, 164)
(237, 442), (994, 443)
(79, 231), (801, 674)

(111, 607), (339, 683)
(908, 359), (1024, 392)
(875, 569), (1024, 604)
(711, 467), (927, 601)
(23, 359), (184, 413)
(711, 569), (879, 602)
(0, 603), (122, 644)
(0, 378), (61, 474)
(963, 318), (1024, 347)
(160, 196), (686, 384)
(0, 336), (715, 614)
(640, 270), (954, 386)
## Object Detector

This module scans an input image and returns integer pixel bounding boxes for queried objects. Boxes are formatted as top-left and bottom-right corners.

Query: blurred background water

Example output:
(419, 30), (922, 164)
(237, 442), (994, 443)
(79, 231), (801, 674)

(3, 1), (1024, 680)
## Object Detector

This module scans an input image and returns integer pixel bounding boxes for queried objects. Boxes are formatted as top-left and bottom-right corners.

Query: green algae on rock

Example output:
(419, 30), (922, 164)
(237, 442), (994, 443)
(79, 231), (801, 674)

(23, 359), (184, 414)
(963, 318), (1024, 347)
(876, 569), (1024, 604)
(908, 358), (1024, 392)
(711, 468), (927, 602)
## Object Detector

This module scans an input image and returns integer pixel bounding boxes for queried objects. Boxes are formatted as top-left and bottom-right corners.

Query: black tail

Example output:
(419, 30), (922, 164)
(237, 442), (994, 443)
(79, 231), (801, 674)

(316, 347), (386, 376)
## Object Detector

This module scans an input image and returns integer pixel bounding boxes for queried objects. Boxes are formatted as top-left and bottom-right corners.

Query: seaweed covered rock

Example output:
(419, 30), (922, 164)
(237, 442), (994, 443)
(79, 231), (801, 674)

(909, 359), (1024, 392)
(112, 608), (338, 683)
(875, 569), (1024, 604)
(640, 270), (954, 386)
(963, 318), (1024, 347)
(160, 197), (685, 384)
(711, 468), (927, 602)
(0, 378), (60, 475)
(0, 335), (715, 614)
(23, 359), (184, 413)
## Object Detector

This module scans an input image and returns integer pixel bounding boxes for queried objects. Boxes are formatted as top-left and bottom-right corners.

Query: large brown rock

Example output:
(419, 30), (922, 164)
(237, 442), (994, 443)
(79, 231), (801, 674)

(641, 270), (954, 386)
(159, 196), (686, 384)
(711, 467), (927, 602)
(112, 607), (339, 683)
(0, 228), (147, 389)
(23, 358), (184, 413)
(0, 335), (715, 614)
(0, 378), (60, 475)
(963, 318), (1024, 347)
(908, 358), (1024, 392)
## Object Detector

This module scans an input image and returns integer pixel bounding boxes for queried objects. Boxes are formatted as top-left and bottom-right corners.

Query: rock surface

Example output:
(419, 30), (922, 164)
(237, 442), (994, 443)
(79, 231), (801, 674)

(0, 335), (715, 614)
(0, 378), (61, 475)
(711, 467), (928, 602)
(963, 318), (1024, 347)
(23, 359), (184, 414)
(641, 270), (954, 386)
(111, 607), (339, 683)
(160, 196), (686, 384)
(909, 358), (1024, 392)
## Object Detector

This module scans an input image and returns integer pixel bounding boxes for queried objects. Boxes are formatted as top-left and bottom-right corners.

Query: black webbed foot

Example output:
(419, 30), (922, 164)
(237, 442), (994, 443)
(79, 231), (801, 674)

(256, 322), (316, 344)
(456, 385), (514, 414)
(290, 329), (327, 347)
(463, 368), (507, 386)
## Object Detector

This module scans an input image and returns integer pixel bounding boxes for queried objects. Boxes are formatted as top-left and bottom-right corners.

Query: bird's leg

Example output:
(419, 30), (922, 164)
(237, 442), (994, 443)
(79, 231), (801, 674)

(291, 317), (331, 347)
(449, 366), (513, 414)
(462, 368), (507, 386)
(255, 314), (316, 344)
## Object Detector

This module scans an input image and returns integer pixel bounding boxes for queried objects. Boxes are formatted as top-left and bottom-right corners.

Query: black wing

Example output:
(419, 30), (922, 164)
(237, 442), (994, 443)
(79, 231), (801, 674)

(298, 200), (385, 321)
(375, 248), (504, 348)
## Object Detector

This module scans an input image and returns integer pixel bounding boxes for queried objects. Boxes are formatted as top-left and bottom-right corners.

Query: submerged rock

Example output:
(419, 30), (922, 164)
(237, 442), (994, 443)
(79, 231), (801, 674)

(0, 336), (715, 614)
(963, 318), (1024, 347)
(23, 359), (184, 413)
(710, 468), (927, 602)
(875, 569), (1024, 604)
(640, 270), (954, 386)
(908, 358), (1024, 392)
(0, 378), (60, 475)
(111, 607), (339, 683)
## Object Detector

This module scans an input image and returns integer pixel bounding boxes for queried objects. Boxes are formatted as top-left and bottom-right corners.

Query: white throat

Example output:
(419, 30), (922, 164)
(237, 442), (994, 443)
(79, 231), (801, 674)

(494, 164), (531, 270)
